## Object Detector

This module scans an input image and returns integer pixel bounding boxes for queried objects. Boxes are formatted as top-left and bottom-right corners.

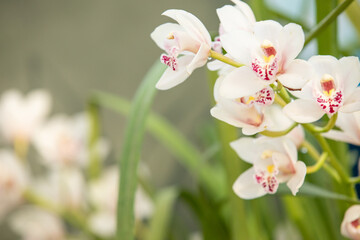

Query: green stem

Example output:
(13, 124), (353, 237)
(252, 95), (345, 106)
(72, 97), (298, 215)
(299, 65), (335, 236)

(306, 130), (349, 183)
(305, 0), (355, 46)
(23, 190), (103, 240)
(87, 100), (102, 179)
(302, 113), (338, 133)
(301, 140), (340, 182)
(260, 123), (298, 137)
(349, 176), (360, 184)
(307, 152), (328, 174)
(274, 93), (286, 107)
(209, 50), (244, 68)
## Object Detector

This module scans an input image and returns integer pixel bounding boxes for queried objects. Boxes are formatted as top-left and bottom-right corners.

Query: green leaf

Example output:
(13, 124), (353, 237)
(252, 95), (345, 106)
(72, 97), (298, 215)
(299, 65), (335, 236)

(90, 92), (224, 199)
(278, 182), (359, 203)
(116, 61), (166, 240)
(146, 188), (178, 240)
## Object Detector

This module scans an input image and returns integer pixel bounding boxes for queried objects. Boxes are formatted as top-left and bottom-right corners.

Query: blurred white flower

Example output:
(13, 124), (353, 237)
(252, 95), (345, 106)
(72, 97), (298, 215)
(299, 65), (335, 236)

(10, 206), (65, 240)
(341, 205), (360, 240)
(34, 112), (109, 168)
(0, 150), (27, 219)
(32, 168), (85, 210)
(89, 167), (153, 237)
(0, 89), (51, 156)
(231, 137), (306, 199)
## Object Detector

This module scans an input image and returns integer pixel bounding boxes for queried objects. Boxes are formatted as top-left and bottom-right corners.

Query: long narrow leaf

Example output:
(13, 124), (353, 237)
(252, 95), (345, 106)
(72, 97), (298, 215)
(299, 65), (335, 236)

(91, 91), (225, 199)
(146, 188), (178, 240)
(116, 61), (166, 240)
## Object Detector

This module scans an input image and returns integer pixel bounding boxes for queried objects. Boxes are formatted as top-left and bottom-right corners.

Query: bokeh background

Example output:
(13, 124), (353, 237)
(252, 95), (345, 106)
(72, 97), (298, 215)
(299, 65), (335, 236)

(0, 0), (359, 239)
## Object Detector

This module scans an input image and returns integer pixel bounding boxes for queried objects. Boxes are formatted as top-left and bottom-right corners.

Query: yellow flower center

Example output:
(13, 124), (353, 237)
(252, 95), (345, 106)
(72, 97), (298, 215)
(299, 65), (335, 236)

(320, 74), (336, 97)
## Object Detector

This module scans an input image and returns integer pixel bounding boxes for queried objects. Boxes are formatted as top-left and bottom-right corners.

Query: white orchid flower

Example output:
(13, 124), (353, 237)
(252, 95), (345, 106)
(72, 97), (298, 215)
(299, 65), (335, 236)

(231, 137), (306, 199)
(89, 167), (153, 237)
(341, 205), (360, 240)
(211, 77), (293, 135)
(34, 112), (109, 168)
(0, 89), (51, 154)
(151, 9), (212, 90)
(0, 150), (27, 219)
(322, 112), (360, 145)
(10, 206), (66, 240)
(32, 168), (86, 210)
(284, 56), (360, 123)
(219, 20), (310, 99)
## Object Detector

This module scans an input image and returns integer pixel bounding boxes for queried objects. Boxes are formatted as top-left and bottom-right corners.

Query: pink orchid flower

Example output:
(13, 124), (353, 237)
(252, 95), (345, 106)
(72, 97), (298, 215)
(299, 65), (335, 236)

(151, 10), (211, 90)
(284, 56), (360, 123)
(231, 137), (306, 199)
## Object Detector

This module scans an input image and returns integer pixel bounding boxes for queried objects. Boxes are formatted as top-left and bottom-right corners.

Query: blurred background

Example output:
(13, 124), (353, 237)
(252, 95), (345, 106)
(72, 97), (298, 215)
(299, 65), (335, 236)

(0, 0), (359, 239)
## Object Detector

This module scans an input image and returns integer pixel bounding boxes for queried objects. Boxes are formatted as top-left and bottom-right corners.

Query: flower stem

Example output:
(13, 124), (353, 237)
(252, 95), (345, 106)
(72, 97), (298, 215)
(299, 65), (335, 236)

(302, 113), (338, 133)
(307, 152), (328, 174)
(23, 190), (103, 240)
(260, 123), (298, 137)
(305, 0), (355, 46)
(301, 141), (340, 181)
(209, 50), (244, 68)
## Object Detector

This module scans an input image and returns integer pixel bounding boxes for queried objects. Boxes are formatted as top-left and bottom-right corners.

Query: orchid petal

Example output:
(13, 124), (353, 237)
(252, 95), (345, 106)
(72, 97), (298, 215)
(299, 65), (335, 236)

(338, 56), (360, 97)
(210, 106), (248, 129)
(283, 138), (298, 164)
(254, 20), (282, 44)
(162, 9), (211, 44)
(156, 55), (193, 90)
(341, 205), (360, 239)
(278, 23), (305, 67)
(232, 168), (267, 199)
(308, 55), (338, 79)
(220, 31), (257, 65)
(283, 99), (324, 123)
(217, 5), (252, 33)
(220, 66), (267, 98)
(323, 130), (360, 146)
(186, 43), (210, 73)
(230, 138), (259, 164)
(286, 161), (306, 195)
(231, 0), (256, 24)
(341, 88), (360, 113)
(277, 59), (311, 89)
(150, 23), (183, 50)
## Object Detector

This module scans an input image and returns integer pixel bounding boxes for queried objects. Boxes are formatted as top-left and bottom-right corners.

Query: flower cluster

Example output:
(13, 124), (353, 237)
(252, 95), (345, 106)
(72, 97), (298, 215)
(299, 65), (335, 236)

(151, 1), (360, 239)
(0, 89), (153, 239)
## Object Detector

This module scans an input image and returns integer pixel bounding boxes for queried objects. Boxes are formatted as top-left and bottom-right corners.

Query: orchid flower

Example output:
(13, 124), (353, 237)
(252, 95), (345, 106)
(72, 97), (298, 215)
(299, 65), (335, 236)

(211, 77), (293, 135)
(32, 168), (86, 210)
(34, 113), (109, 168)
(89, 167), (153, 237)
(231, 137), (306, 199)
(0, 150), (27, 220)
(322, 112), (360, 145)
(10, 206), (66, 240)
(219, 20), (310, 99)
(341, 205), (360, 240)
(0, 89), (51, 153)
(284, 56), (360, 123)
(151, 9), (211, 90)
